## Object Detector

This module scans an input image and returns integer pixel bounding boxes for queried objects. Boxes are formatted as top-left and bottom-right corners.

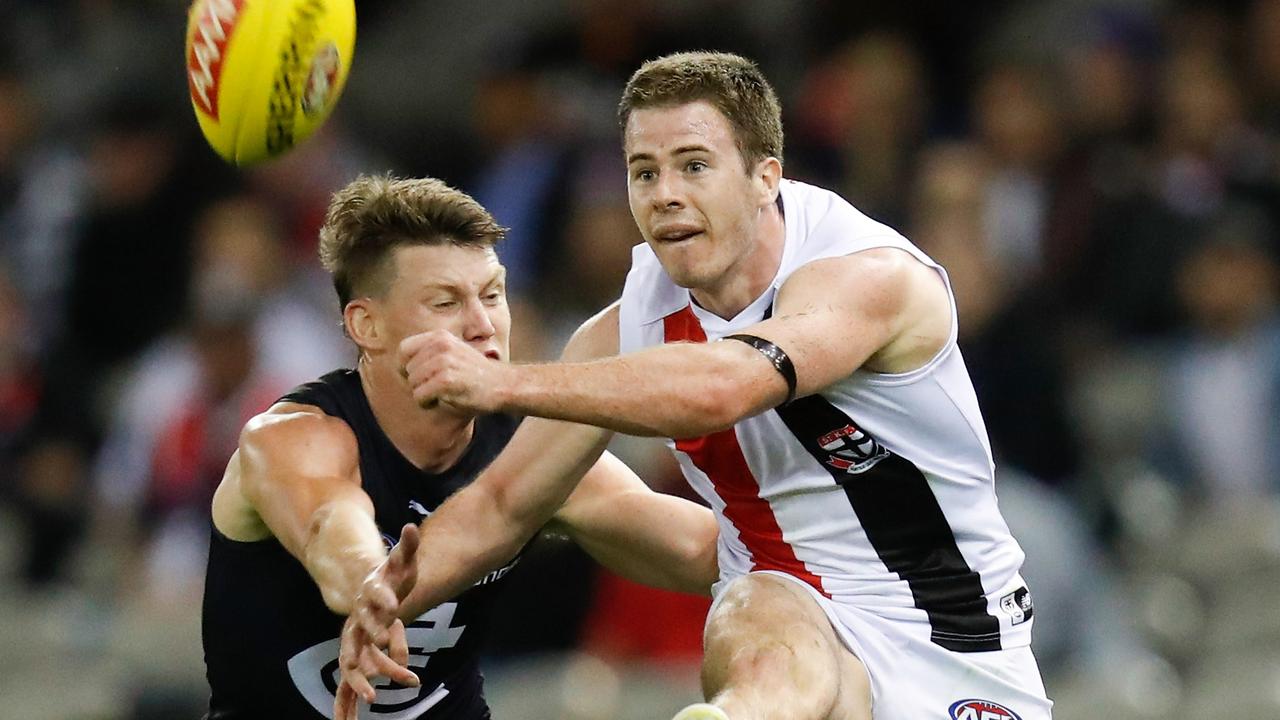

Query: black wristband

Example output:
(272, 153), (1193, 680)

(723, 334), (797, 405)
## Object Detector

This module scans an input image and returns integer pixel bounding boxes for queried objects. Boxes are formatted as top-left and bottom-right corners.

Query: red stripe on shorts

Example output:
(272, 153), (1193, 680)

(663, 304), (828, 596)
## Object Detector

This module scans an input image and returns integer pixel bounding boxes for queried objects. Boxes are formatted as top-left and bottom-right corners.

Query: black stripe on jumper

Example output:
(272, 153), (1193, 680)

(775, 394), (1002, 652)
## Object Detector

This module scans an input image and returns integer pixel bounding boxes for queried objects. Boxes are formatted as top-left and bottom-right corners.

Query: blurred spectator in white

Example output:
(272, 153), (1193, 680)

(0, 50), (86, 356)
(972, 60), (1067, 292)
(1158, 208), (1280, 503)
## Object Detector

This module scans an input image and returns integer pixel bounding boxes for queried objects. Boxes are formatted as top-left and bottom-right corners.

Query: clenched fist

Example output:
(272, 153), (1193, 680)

(399, 330), (513, 413)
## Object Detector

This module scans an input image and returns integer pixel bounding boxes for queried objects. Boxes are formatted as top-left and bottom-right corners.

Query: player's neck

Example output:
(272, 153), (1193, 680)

(689, 201), (786, 319)
(358, 357), (476, 473)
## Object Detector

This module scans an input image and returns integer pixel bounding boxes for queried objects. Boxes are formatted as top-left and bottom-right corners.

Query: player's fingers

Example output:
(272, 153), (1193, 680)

(388, 618), (410, 667)
(398, 333), (429, 367)
(389, 526), (419, 598)
(365, 642), (419, 687)
(334, 681), (359, 720)
(392, 524), (420, 568)
(338, 627), (375, 705)
(347, 650), (380, 705)
(413, 383), (441, 409)
(338, 620), (362, 671)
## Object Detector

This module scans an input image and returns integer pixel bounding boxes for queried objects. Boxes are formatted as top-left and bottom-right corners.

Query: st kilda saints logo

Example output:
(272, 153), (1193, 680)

(817, 423), (890, 474)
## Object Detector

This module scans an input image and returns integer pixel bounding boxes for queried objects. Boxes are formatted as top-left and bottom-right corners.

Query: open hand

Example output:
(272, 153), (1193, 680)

(334, 523), (421, 720)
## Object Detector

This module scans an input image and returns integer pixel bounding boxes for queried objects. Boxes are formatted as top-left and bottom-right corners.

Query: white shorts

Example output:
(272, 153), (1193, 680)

(715, 571), (1054, 720)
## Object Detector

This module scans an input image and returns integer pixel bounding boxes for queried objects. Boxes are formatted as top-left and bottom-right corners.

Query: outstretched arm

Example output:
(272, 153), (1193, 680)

(335, 306), (624, 715)
(402, 248), (949, 438)
(226, 405), (420, 692)
(232, 406), (386, 615)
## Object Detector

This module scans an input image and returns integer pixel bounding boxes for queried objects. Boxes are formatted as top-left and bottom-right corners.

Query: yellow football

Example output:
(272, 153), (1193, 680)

(185, 0), (356, 166)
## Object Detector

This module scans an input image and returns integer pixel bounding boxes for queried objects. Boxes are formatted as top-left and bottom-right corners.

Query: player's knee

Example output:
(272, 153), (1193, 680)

(702, 577), (841, 714)
(704, 640), (840, 719)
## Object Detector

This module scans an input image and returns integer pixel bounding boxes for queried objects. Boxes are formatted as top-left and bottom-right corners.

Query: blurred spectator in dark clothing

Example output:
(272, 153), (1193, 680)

(788, 32), (929, 227)
(533, 145), (639, 331)
(471, 64), (578, 298)
(912, 143), (1082, 484)
(0, 263), (80, 587)
(1247, 0), (1280, 133)
(1080, 40), (1278, 341)
(61, 96), (229, 379)
(1045, 10), (1162, 341)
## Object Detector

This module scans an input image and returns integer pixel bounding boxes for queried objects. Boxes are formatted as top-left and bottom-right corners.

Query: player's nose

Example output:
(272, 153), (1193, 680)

(651, 172), (684, 210)
(459, 297), (496, 341)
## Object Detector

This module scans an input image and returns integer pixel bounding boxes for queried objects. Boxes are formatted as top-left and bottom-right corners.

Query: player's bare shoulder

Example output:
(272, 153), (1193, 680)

(778, 247), (951, 375)
(240, 402), (358, 464)
(562, 301), (621, 362)
(212, 402), (361, 541)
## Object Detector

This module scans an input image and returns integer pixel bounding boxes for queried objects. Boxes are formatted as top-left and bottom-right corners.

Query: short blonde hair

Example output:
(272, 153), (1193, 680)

(318, 174), (506, 308)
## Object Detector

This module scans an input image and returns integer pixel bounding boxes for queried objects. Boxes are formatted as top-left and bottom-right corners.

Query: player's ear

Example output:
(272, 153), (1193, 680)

(344, 298), (384, 352)
(753, 155), (782, 206)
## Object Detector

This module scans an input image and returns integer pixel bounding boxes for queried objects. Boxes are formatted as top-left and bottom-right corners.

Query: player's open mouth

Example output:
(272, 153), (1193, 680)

(484, 351), (500, 360)
(654, 226), (704, 243)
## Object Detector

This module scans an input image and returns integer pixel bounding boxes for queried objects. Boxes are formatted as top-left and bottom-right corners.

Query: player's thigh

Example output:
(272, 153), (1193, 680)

(702, 573), (870, 719)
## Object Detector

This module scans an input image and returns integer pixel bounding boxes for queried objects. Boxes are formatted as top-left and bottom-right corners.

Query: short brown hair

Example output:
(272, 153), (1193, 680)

(618, 51), (783, 169)
(318, 174), (506, 308)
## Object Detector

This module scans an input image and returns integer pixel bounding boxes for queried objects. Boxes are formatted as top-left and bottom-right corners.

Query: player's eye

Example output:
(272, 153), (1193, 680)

(633, 168), (656, 182)
(686, 160), (707, 173)
(432, 299), (458, 310)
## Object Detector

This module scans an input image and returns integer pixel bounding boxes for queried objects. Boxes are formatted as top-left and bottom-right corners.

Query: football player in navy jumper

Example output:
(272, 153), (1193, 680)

(202, 174), (719, 719)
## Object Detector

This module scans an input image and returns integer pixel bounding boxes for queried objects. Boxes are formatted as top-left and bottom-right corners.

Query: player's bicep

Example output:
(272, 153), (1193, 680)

(560, 301), (621, 362)
(237, 407), (372, 560)
(737, 250), (917, 396)
(550, 450), (648, 531)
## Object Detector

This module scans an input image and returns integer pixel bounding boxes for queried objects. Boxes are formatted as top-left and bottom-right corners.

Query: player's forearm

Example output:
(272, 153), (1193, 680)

(399, 418), (613, 619)
(500, 342), (784, 438)
(398, 482), (535, 619)
(303, 502), (387, 615)
(563, 493), (719, 595)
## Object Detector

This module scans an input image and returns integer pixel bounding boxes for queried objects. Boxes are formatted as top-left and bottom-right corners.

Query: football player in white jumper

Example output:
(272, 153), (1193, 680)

(337, 52), (1053, 720)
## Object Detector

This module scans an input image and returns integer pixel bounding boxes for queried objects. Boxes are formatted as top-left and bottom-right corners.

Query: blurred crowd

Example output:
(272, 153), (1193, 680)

(2, 0), (1280, 718)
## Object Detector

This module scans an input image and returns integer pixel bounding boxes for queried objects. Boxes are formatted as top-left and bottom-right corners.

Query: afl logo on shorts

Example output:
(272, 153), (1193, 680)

(817, 424), (889, 474)
(949, 698), (1023, 720)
